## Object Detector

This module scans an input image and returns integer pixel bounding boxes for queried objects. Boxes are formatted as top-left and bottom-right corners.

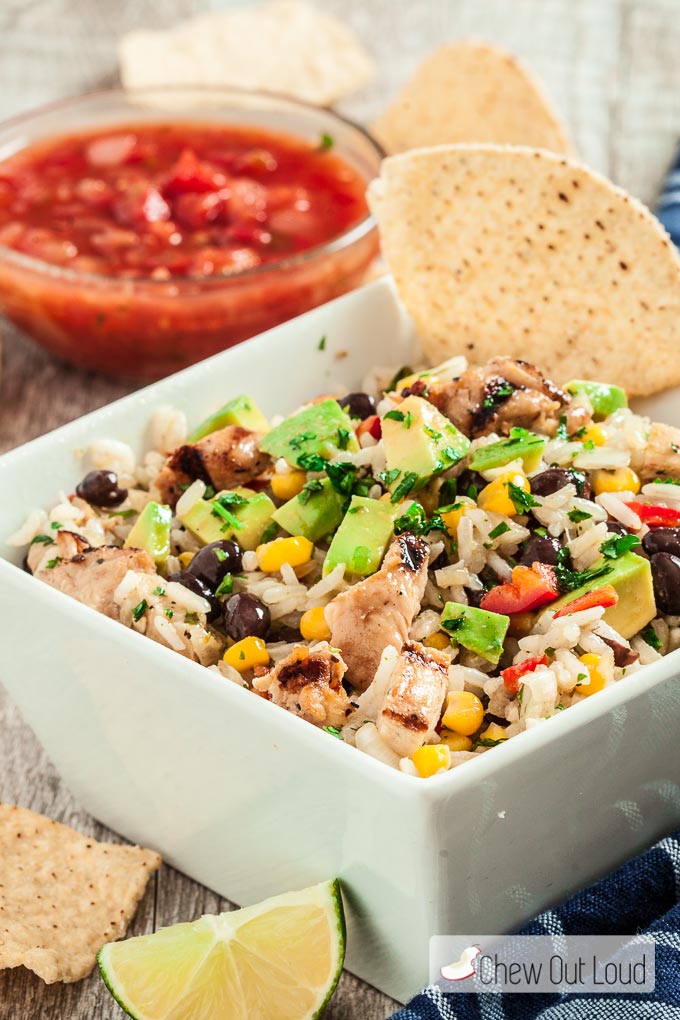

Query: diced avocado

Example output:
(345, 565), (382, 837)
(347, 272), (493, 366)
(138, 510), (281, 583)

(382, 395), (470, 497)
(178, 487), (275, 551)
(323, 496), (394, 577)
(565, 380), (628, 420)
(273, 477), (345, 542)
(124, 501), (172, 564)
(260, 399), (358, 467)
(440, 601), (510, 664)
(188, 394), (270, 442)
(551, 552), (655, 639)
(469, 428), (545, 474)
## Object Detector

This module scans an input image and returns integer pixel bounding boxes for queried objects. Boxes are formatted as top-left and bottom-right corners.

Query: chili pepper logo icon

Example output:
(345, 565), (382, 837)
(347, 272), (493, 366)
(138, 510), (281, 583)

(440, 945), (481, 981)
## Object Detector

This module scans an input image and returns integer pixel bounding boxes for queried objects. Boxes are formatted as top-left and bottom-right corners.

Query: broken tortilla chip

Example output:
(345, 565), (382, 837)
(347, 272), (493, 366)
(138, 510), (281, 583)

(119, 0), (375, 107)
(368, 144), (680, 396)
(0, 804), (160, 983)
(372, 41), (571, 156)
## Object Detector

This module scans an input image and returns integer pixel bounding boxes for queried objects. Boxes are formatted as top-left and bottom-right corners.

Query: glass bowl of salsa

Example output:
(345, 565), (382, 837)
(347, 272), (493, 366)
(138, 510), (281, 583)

(0, 87), (382, 379)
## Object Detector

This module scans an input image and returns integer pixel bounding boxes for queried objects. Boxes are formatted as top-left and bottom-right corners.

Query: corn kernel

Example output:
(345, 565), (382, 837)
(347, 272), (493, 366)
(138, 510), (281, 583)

(439, 731), (473, 752)
(480, 722), (508, 743)
(178, 551), (194, 568)
(300, 606), (331, 642)
(223, 636), (270, 673)
(411, 743), (451, 777)
(442, 690), (485, 736)
(271, 470), (307, 501)
(591, 467), (641, 496)
(478, 472), (529, 516)
(424, 632), (451, 651)
(440, 504), (466, 536)
(577, 652), (606, 697)
(256, 535), (313, 573)
(581, 424), (607, 447)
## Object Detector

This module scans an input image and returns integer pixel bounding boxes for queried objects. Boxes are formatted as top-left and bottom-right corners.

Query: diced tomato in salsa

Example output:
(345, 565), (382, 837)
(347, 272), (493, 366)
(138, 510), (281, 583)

(0, 122), (369, 279)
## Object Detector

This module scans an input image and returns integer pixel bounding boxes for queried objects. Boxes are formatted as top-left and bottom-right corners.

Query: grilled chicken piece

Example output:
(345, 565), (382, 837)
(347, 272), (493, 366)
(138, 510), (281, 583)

(255, 643), (351, 728)
(325, 533), (429, 692)
(33, 538), (156, 619)
(424, 356), (590, 438)
(377, 641), (449, 757)
(152, 425), (270, 507)
(637, 422), (680, 482)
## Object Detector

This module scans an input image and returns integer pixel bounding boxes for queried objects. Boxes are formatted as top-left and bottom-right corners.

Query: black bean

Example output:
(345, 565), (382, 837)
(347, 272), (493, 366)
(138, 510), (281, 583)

(76, 469), (127, 507)
(606, 521), (630, 536)
(455, 469), (486, 501)
(643, 528), (680, 558)
(223, 592), (271, 641)
(530, 468), (591, 500)
(337, 392), (376, 420)
(598, 634), (639, 668)
(166, 571), (220, 623)
(520, 533), (561, 567)
(188, 540), (243, 591)
(650, 552), (680, 614)
(464, 586), (486, 608)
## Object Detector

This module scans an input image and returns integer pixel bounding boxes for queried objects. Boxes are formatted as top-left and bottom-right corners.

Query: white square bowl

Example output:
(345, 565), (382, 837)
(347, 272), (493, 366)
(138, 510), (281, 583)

(2, 276), (680, 1003)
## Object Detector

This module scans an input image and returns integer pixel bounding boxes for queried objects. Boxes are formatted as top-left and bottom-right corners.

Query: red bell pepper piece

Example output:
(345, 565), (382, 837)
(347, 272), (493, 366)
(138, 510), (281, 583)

(624, 502), (680, 527)
(553, 584), (619, 619)
(480, 562), (560, 615)
(357, 415), (381, 441)
(502, 654), (549, 693)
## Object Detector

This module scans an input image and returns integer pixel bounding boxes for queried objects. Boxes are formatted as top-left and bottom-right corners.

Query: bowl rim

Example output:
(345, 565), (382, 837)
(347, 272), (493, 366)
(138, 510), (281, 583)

(0, 84), (384, 287)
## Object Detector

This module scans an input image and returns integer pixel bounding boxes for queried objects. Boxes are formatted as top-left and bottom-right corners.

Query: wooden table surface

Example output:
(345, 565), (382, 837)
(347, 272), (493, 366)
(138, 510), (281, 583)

(2, 1), (680, 1017)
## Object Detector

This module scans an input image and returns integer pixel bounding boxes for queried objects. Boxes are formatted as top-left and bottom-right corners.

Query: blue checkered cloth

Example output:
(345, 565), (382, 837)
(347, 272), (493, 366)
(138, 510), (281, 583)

(389, 829), (680, 1019)
(655, 148), (680, 247)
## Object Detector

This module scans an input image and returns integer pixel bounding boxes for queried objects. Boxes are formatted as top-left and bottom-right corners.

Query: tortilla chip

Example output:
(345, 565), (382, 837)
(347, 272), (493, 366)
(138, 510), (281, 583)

(368, 144), (680, 396)
(0, 804), (160, 983)
(119, 0), (375, 107)
(372, 42), (571, 156)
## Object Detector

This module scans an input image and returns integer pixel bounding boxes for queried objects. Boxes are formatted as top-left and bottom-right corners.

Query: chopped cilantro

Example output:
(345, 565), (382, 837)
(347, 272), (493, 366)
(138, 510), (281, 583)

(556, 416), (569, 440)
(582, 439), (596, 451)
(239, 650), (246, 660)
(404, 411), (413, 429)
(260, 522), (278, 544)
(45, 557), (62, 569)
(153, 586), (166, 596)
(132, 599), (148, 622)
(289, 430), (317, 450)
(672, 443), (680, 454)
(441, 616), (464, 633)
(298, 478), (324, 504)
(378, 468), (401, 487)
(475, 736), (504, 748)
(482, 380), (514, 410)
(323, 726), (343, 739)
(165, 608), (174, 619)
(600, 533), (640, 559)
(439, 478), (458, 505)
(554, 547), (611, 592)
(297, 452), (327, 472)
(555, 703), (566, 711)
(215, 548), (228, 562)
(204, 485), (216, 499)
(576, 673), (588, 684)
(325, 460), (358, 496)
(652, 477), (680, 486)
(424, 425), (442, 441)
(318, 335), (326, 351)
(211, 500), (245, 531)
(185, 611), (199, 625)
(108, 507), (137, 519)
(534, 527), (548, 537)
(516, 685), (524, 706)
(391, 471), (419, 503)
(318, 132), (334, 151)
(50, 521), (63, 530)
(567, 509), (592, 523)
(507, 481), (540, 515)
(337, 427), (351, 451)
(31, 533), (55, 546)
(215, 573), (234, 597)
(393, 502), (447, 537)
(488, 521), (511, 540)
(383, 409), (405, 422)
(641, 624), (662, 651)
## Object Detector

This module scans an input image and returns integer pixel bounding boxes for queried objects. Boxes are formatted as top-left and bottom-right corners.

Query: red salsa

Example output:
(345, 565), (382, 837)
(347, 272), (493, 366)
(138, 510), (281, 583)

(0, 123), (370, 278)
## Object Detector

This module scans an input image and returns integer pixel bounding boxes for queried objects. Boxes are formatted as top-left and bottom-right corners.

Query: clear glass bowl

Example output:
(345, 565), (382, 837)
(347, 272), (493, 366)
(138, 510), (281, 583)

(0, 87), (382, 379)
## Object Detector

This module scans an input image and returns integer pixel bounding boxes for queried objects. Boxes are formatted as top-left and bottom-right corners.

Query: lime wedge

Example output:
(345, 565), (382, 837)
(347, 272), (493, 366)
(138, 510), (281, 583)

(98, 880), (345, 1020)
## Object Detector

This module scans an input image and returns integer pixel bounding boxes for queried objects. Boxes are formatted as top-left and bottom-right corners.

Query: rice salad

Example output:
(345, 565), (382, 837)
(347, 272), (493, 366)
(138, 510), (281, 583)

(11, 354), (680, 778)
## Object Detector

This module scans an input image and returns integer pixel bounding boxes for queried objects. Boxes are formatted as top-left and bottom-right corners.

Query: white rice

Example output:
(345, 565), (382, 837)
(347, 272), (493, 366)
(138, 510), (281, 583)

(175, 479), (206, 517)
(149, 405), (187, 454)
